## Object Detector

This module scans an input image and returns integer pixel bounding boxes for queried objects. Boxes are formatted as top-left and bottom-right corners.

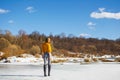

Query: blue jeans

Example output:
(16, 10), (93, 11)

(43, 53), (51, 76)
(43, 53), (51, 65)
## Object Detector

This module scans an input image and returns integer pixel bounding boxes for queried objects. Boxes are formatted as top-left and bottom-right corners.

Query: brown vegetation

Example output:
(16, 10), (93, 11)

(99, 58), (114, 62)
(51, 59), (68, 63)
(115, 58), (120, 62)
(0, 30), (120, 59)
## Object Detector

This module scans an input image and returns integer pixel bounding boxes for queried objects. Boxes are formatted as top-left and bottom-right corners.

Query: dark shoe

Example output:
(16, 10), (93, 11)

(48, 74), (50, 76)
(44, 74), (47, 77)
(44, 65), (46, 77)
(48, 64), (51, 76)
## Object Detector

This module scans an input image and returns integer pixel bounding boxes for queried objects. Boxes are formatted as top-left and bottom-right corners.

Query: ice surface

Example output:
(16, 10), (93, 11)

(0, 63), (120, 80)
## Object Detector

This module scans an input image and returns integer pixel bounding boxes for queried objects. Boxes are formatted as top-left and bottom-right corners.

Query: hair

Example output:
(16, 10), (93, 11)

(45, 37), (50, 42)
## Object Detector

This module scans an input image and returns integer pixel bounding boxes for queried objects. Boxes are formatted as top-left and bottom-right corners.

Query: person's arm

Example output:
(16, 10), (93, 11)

(47, 43), (52, 53)
(41, 44), (44, 58)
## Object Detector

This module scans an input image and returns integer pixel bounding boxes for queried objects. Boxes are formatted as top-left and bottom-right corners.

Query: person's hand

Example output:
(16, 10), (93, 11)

(42, 54), (44, 59)
(49, 53), (53, 60)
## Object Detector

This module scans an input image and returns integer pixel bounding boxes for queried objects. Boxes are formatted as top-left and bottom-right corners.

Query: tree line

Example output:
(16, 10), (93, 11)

(0, 30), (120, 58)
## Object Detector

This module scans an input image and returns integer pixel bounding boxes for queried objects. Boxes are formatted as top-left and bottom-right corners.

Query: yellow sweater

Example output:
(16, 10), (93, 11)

(42, 42), (52, 53)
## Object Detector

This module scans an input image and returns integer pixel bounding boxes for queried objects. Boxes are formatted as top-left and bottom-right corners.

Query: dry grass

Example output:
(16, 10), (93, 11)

(51, 59), (67, 63)
(99, 58), (114, 62)
(115, 58), (120, 62)
(84, 58), (91, 62)
(92, 58), (98, 62)
(35, 53), (41, 58)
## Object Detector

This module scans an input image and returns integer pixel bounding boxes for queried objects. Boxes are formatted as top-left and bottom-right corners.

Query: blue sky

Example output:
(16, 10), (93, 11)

(0, 0), (120, 40)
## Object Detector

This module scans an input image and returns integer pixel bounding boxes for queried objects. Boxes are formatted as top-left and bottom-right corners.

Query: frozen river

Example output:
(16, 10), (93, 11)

(0, 63), (120, 80)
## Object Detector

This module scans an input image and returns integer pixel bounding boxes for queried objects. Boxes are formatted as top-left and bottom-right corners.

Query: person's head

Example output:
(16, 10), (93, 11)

(45, 37), (51, 43)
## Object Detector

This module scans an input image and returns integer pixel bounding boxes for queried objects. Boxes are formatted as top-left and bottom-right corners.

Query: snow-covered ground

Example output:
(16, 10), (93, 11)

(1, 53), (120, 63)
(0, 63), (120, 80)
(0, 54), (120, 80)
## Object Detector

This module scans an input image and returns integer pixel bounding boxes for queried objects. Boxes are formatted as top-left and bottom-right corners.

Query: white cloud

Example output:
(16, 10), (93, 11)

(87, 22), (96, 30)
(8, 20), (14, 24)
(26, 6), (35, 13)
(0, 8), (10, 14)
(80, 33), (91, 38)
(99, 8), (105, 12)
(87, 22), (96, 26)
(90, 8), (120, 20)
